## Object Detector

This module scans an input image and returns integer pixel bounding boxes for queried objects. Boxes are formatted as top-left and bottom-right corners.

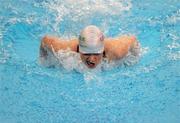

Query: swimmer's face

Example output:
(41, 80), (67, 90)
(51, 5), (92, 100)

(80, 53), (103, 69)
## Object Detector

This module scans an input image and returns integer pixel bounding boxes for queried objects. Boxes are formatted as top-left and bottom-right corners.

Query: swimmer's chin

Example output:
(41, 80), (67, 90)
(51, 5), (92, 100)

(87, 65), (96, 69)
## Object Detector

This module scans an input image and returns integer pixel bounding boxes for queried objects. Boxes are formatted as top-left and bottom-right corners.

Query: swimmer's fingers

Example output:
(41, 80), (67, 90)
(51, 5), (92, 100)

(40, 48), (46, 58)
(40, 45), (48, 59)
(130, 41), (141, 56)
(133, 40), (140, 48)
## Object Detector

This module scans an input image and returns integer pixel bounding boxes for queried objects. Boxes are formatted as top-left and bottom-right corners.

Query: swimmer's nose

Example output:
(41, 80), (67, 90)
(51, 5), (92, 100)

(88, 55), (96, 61)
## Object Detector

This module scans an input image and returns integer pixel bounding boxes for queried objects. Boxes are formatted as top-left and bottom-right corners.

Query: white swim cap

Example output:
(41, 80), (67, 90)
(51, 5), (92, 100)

(79, 25), (104, 54)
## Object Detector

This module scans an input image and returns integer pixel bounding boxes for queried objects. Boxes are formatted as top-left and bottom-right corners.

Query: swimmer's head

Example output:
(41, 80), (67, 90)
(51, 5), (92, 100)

(79, 25), (105, 69)
(79, 25), (104, 54)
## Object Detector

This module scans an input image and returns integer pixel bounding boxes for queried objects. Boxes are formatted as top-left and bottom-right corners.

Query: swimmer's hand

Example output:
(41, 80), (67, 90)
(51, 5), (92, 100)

(130, 40), (140, 56)
(39, 36), (54, 59)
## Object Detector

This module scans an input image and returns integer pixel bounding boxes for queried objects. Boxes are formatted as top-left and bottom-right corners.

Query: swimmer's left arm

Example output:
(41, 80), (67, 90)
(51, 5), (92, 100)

(105, 35), (138, 60)
(114, 35), (139, 59)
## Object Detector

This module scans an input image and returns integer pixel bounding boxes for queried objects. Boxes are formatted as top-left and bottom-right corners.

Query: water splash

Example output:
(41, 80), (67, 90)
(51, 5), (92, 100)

(41, 0), (132, 37)
(167, 9), (180, 24)
(43, 0), (132, 19)
(39, 40), (141, 70)
(166, 33), (180, 61)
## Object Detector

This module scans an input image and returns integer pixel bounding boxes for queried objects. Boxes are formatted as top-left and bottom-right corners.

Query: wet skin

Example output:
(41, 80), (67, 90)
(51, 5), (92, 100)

(80, 53), (103, 68)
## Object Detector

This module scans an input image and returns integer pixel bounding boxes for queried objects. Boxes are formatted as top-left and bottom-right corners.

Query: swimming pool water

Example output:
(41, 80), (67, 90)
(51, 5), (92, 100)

(0, 0), (180, 123)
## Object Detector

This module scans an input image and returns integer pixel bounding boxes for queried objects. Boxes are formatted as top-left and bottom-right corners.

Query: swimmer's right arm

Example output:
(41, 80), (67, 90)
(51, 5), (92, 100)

(39, 35), (78, 57)
(39, 36), (66, 58)
(41, 35), (68, 51)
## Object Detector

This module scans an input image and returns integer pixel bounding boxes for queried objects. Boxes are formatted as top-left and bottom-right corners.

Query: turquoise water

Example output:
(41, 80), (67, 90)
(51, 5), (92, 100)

(0, 0), (180, 123)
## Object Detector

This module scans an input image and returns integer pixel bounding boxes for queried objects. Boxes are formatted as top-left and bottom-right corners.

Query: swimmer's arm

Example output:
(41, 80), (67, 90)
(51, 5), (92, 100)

(40, 36), (68, 52)
(105, 35), (138, 60)
(40, 35), (78, 57)
(39, 36), (66, 58)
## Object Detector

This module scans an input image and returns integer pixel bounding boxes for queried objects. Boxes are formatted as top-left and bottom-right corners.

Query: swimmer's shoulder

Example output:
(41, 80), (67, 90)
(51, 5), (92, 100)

(68, 39), (79, 52)
(41, 35), (78, 52)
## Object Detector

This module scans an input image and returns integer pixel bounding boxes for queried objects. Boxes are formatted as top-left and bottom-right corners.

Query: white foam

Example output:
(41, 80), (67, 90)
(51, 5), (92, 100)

(167, 42), (180, 61)
(167, 51), (180, 60)
(140, 47), (149, 56)
(54, 49), (86, 72)
(167, 9), (180, 24)
(166, 32), (180, 61)
(0, 47), (11, 64)
(167, 42), (180, 50)
(83, 71), (104, 85)
(39, 42), (141, 84)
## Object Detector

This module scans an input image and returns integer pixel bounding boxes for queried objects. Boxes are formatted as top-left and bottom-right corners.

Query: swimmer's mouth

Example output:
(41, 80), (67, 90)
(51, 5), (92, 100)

(86, 60), (96, 68)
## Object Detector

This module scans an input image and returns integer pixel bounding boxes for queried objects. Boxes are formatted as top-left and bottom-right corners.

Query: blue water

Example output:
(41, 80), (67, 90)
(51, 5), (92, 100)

(0, 0), (180, 123)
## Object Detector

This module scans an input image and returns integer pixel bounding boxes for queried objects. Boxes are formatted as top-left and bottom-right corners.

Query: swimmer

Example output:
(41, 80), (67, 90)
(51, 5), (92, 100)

(40, 25), (140, 69)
